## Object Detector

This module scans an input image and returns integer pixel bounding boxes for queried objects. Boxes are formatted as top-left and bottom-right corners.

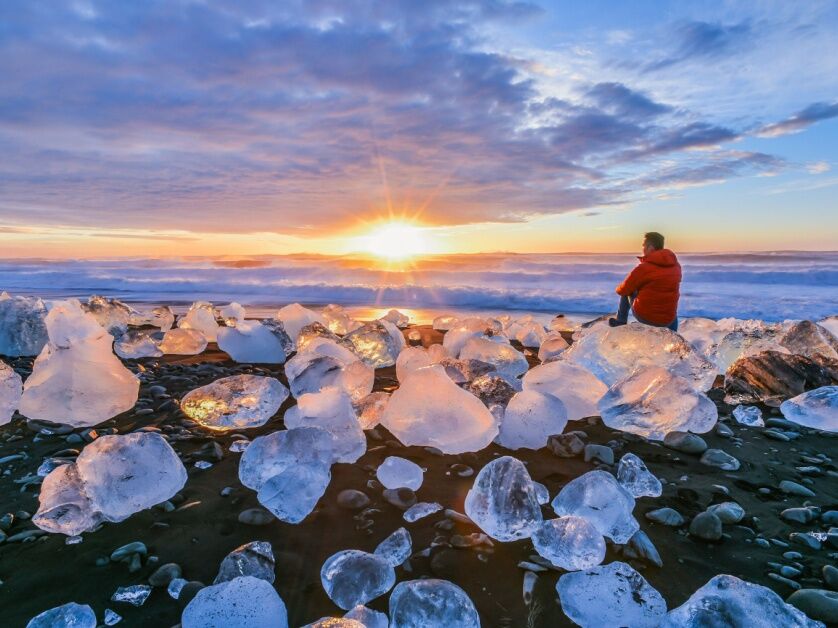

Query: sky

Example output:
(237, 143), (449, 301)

(0, 0), (836, 258)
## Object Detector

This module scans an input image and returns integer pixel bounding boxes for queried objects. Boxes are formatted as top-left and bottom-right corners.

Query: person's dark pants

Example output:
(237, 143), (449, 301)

(616, 292), (678, 332)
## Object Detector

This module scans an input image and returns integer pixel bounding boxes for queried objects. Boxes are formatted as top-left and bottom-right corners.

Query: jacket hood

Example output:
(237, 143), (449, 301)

(639, 248), (679, 267)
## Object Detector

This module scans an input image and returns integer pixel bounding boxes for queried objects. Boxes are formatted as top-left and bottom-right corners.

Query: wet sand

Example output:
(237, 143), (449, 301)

(0, 326), (836, 626)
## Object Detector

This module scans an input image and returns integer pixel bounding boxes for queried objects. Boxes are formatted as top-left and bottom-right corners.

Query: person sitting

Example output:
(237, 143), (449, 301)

(609, 232), (681, 331)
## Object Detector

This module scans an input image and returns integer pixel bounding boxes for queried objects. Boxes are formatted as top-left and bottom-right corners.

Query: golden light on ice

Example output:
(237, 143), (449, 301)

(358, 221), (431, 260)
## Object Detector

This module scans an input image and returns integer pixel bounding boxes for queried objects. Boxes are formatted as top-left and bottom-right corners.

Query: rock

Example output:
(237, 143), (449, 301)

(707, 502), (745, 524)
(522, 360), (608, 421)
(822, 565), (838, 590)
(700, 448), (741, 471)
(724, 351), (838, 406)
(557, 561), (666, 628)
(237, 508), (275, 526)
(661, 574), (821, 627)
(584, 444), (614, 465)
(215, 541), (275, 584)
(381, 365), (497, 454)
(464, 456), (543, 542)
(531, 516), (606, 571)
(321, 549), (395, 610)
(786, 589), (838, 625)
(781, 386), (838, 432)
(689, 512), (723, 540)
(663, 431), (708, 454)
(547, 433), (586, 458)
(627, 529), (663, 568)
(599, 366), (718, 440)
(389, 579), (480, 628)
(376, 457), (424, 491)
(779, 480), (816, 497)
(496, 390), (569, 451)
(645, 508), (685, 527)
(25, 602), (96, 628)
(149, 563), (182, 587)
(715, 422), (734, 437)
(781, 508), (817, 524)
(180, 375), (289, 432)
(181, 575), (289, 627)
(383, 488), (418, 511)
(552, 470), (638, 544)
(217, 320), (292, 364)
(337, 490), (370, 510)
(110, 541), (147, 562)
(781, 320), (838, 361)
(464, 373), (518, 408)
(617, 453), (662, 498)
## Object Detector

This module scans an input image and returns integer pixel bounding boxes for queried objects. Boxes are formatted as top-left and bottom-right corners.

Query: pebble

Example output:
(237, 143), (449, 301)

(783, 551), (804, 560)
(780, 565), (802, 578)
(645, 507), (685, 527)
(823, 565), (838, 590)
(715, 423), (734, 438)
(789, 532), (821, 550)
(450, 464), (474, 478)
(583, 444), (614, 465)
(383, 487), (417, 510)
(706, 502), (745, 524)
(689, 512), (723, 540)
(336, 490), (370, 510)
(755, 538), (770, 548)
(821, 511), (838, 525)
(767, 573), (801, 590)
(699, 449), (740, 471)
(781, 508), (817, 524)
(779, 480), (816, 497)
(663, 432), (708, 454)
(177, 581), (205, 607)
(764, 429), (791, 442)
(238, 508), (274, 525)
(787, 589), (838, 624)
(149, 563), (182, 587)
(110, 541), (147, 562)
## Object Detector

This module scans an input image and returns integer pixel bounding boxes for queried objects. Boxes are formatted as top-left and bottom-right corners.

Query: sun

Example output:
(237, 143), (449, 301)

(357, 221), (431, 260)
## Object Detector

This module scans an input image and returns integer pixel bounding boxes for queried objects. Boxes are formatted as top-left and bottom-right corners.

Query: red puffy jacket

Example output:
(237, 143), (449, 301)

(616, 249), (681, 326)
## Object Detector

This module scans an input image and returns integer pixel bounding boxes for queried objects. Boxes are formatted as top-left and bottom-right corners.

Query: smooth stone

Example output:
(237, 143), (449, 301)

(337, 490), (370, 510)
(706, 502), (745, 524)
(383, 488), (417, 511)
(237, 508), (275, 525)
(779, 481), (816, 497)
(110, 541), (147, 562)
(768, 573), (801, 590)
(823, 565), (838, 590)
(689, 512), (723, 540)
(715, 423), (734, 438)
(786, 589), (838, 624)
(645, 508), (685, 527)
(663, 432), (708, 454)
(789, 533), (821, 550)
(699, 449), (740, 471)
(583, 444), (614, 465)
(149, 563), (182, 587)
(177, 581), (206, 608)
(781, 508), (817, 524)
(780, 565), (801, 578)
(822, 511), (838, 525)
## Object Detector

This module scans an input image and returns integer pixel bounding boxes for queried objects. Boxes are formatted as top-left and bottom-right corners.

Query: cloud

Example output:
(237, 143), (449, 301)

(757, 102), (838, 137)
(807, 161), (831, 174)
(586, 82), (672, 119)
(645, 20), (752, 72)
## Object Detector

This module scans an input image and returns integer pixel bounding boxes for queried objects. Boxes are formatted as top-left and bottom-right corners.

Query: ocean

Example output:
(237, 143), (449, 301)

(0, 251), (835, 323)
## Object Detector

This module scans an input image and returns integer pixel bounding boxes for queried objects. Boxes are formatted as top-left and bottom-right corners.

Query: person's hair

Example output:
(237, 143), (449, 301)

(644, 232), (665, 250)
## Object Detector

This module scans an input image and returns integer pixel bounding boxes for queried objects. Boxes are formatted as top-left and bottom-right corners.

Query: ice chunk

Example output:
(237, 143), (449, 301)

(111, 584), (151, 606)
(732, 404), (764, 427)
(219, 302), (246, 325)
(217, 320), (292, 364)
(181, 375), (288, 431)
(284, 388), (366, 463)
(19, 301), (139, 426)
(321, 550), (396, 610)
(276, 303), (325, 347)
(215, 541), (275, 584)
(679, 317), (725, 358)
(442, 326), (485, 358)
(82, 295), (131, 336)
(178, 301), (219, 341)
(34, 433), (187, 535)
(660, 574), (822, 628)
(513, 321), (548, 348)
(460, 336), (529, 379)
(353, 392), (389, 429)
(1, 360), (23, 425)
(562, 322), (716, 390)
(381, 309), (409, 328)
(616, 453), (662, 498)
(258, 463), (331, 523)
(129, 305), (175, 331)
(285, 338), (373, 401)
(396, 346), (434, 383)
(432, 314), (459, 331)
(533, 481), (550, 505)
(322, 304), (363, 335)
(439, 357), (495, 384)
(464, 455), (543, 541)
(304, 619), (365, 628)
(711, 328), (787, 374)
(376, 456), (423, 490)
(404, 502), (443, 522)
(532, 516), (606, 571)
(344, 606), (388, 628)
(538, 334), (569, 362)
(389, 579), (479, 628)
(598, 366), (718, 440)
(26, 602), (97, 628)
(522, 361), (608, 421)
(551, 470), (638, 544)
(374, 527), (412, 566)
(557, 561), (666, 628)
(780, 386), (838, 432)
(114, 329), (164, 359)
(239, 427), (338, 491)
(0, 292), (48, 356)
(181, 575), (289, 628)
(382, 365), (498, 454)
(344, 321), (401, 368)
(781, 320), (838, 360)
(297, 321), (344, 353)
(159, 328), (207, 355)
(496, 390), (568, 450)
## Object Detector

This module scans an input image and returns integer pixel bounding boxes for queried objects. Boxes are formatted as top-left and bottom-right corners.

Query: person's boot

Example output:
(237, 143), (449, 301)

(608, 318), (627, 327)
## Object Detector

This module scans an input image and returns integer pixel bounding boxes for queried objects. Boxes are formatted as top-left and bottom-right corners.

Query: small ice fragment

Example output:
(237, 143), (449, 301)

(25, 602), (96, 628)
(168, 577), (187, 599)
(230, 440), (250, 453)
(194, 460), (213, 470)
(732, 405), (764, 427)
(532, 517), (606, 571)
(403, 502), (443, 522)
(616, 453), (662, 498)
(103, 609), (122, 625)
(111, 584), (152, 607)
(374, 527), (412, 567)
(376, 457), (423, 491)
(389, 579), (480, 628)
(321, 549), (396, 610)
(65, 535), (83, 545)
